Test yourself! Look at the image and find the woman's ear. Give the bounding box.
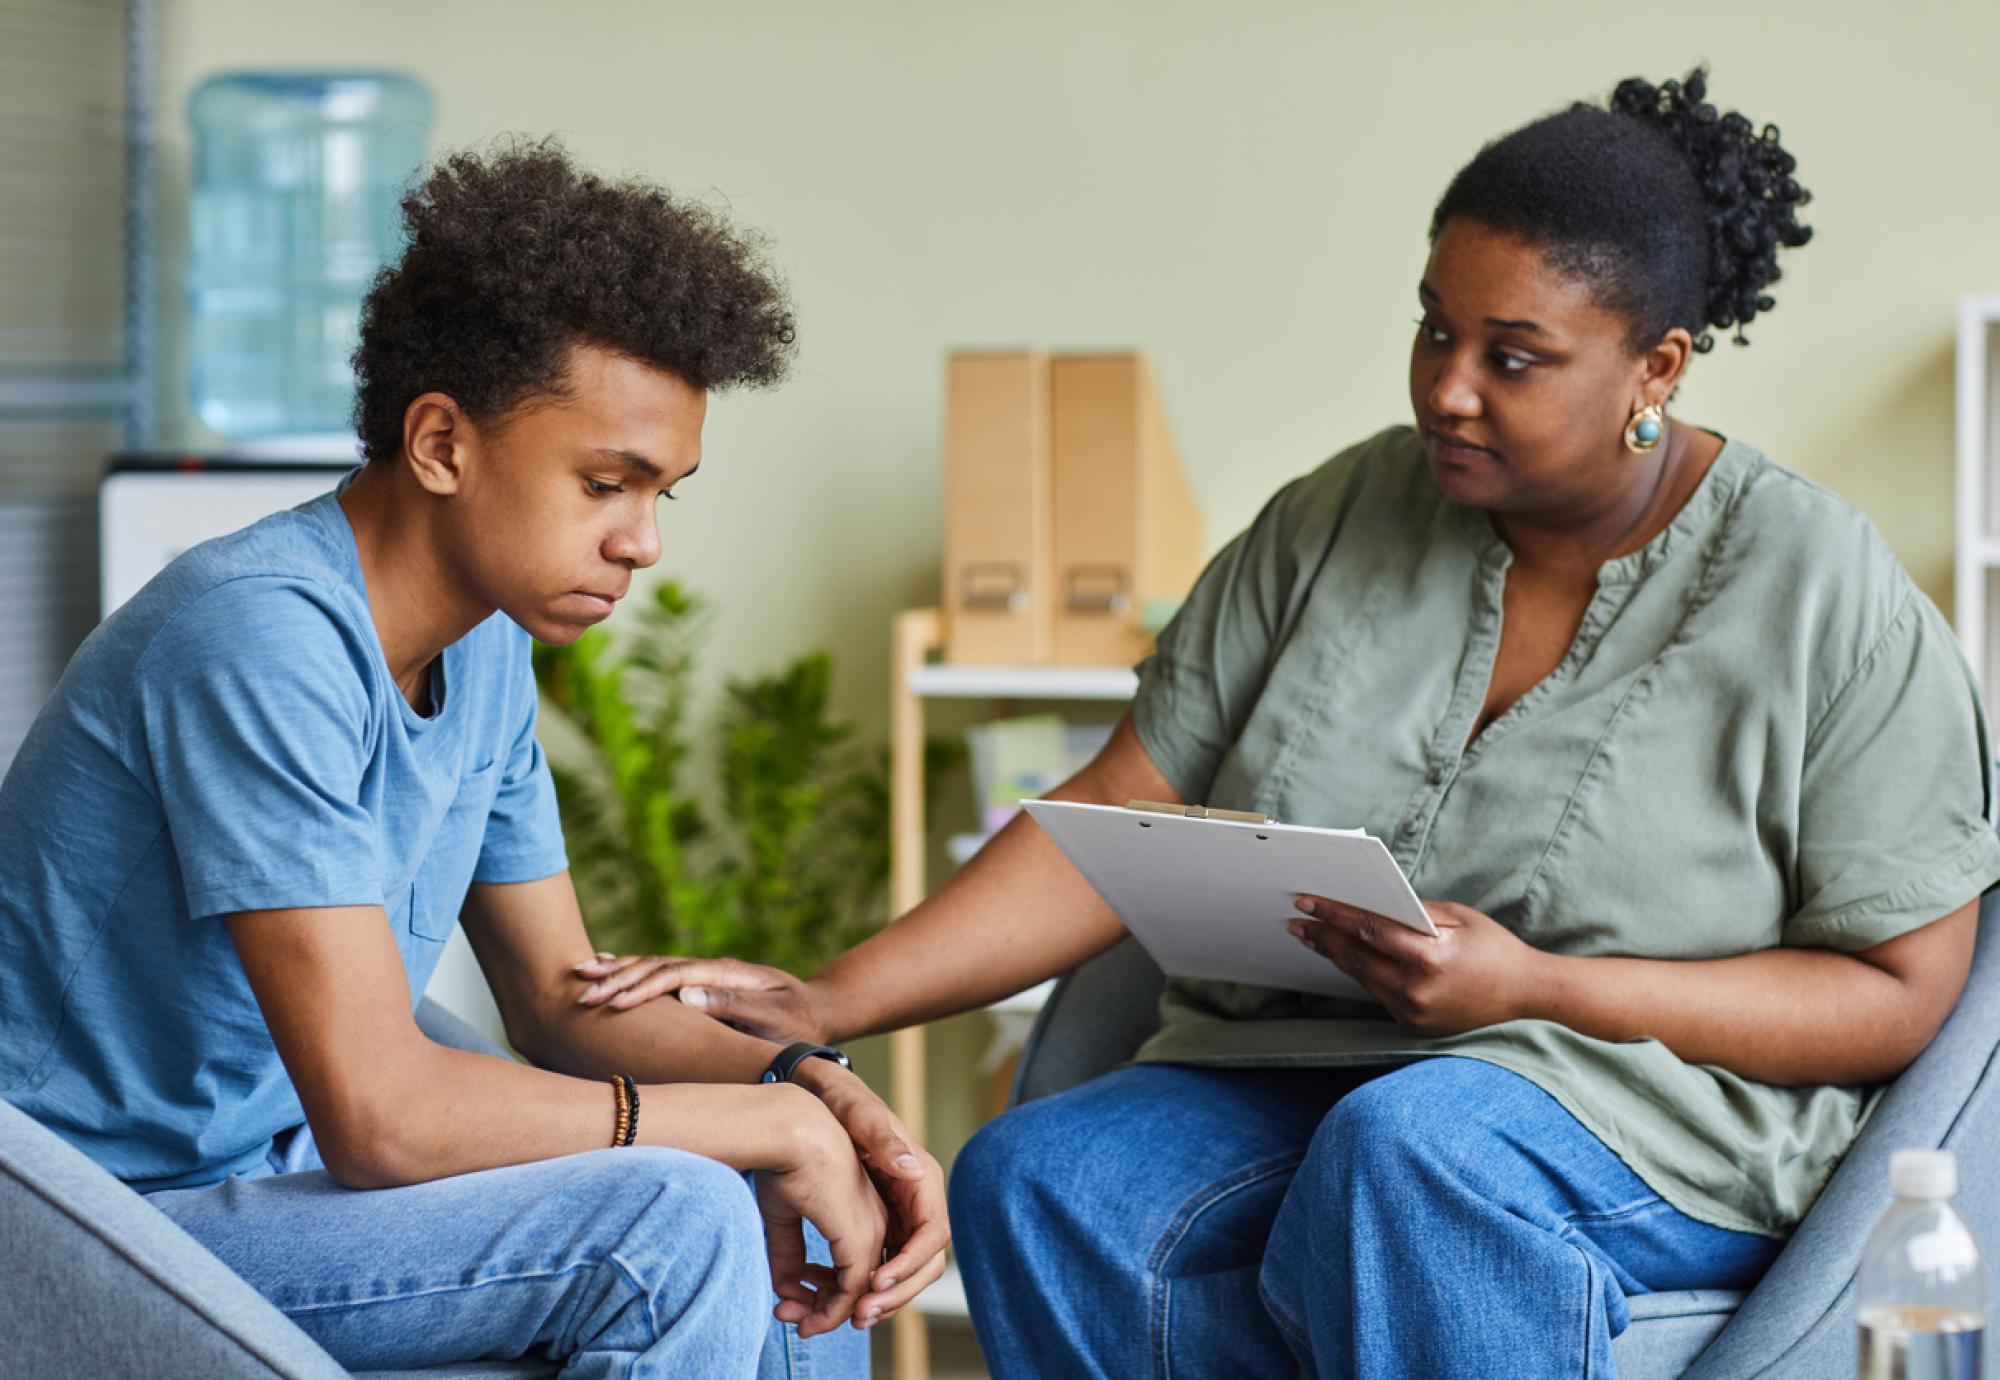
[1638,327,1697,409]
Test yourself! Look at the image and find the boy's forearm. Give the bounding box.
[333,1037,817,1188]
[516,982,788,1084]
[517,966,892,1124]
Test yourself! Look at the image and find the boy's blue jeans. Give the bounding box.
[950,1057,1781,1379]
[146,1124,869,1379]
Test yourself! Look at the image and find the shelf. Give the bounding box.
[908,663,1138,701]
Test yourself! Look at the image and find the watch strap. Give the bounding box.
[760,1041,852,1084]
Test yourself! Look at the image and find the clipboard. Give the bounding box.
[1021,798,1435,1002]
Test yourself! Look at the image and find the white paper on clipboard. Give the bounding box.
[1021,799,1436,1002]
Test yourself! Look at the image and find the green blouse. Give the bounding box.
[1129,425,2000,1238]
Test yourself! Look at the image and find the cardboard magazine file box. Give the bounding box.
[943,351,1054,664]
[1049,353,1204,665]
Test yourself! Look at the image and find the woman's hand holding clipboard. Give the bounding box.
[1285,892,1545,1035]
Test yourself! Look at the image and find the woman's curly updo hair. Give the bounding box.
[1429,68,1812,354]
[351,138,796,463]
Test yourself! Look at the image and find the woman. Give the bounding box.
[578,71,2000,1377]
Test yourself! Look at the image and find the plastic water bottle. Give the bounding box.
[186,71,431,444]
[1858,1149,1986,1379]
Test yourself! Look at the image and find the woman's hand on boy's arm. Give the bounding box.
[572,952,834,1043]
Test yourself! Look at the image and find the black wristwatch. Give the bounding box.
[760,1041,851,1084]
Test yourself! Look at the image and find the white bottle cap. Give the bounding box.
[1890,1149,1958,1200]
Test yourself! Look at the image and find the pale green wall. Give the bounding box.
[155,0,2000,731]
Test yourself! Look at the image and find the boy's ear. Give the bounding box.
[401,393,471,496]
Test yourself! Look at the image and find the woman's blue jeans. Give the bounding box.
[949,1057,1780,1379]
[147,1124,869,1379]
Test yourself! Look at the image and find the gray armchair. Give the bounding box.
[1009,895,2000,1378]
[0,998,557,1380]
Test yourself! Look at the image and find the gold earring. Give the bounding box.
[1624,403,1665,454]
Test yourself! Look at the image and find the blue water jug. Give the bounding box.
[186,71,431,442]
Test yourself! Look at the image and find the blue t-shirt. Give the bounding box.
[0,484,568,1191]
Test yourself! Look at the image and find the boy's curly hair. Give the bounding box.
[351,139,796,462]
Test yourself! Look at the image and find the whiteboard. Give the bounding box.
[1022,799,1434,1002]
[99,466,350,618]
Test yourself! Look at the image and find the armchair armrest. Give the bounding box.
[1687,897,2000,1377]
[1008,937,1166,1107]
[0,1097,345,1378]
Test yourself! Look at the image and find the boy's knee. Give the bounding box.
[555,1147,765,1294]
[617,1150,767,1328]
[508,1149,768,1366]
[623,1147,761,1245]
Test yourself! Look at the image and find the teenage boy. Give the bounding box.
[0,142,944,1378]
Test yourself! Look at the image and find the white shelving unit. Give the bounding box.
[884,609,1136,1379]
[908,662,1139,702]
[1954,295,2000,702]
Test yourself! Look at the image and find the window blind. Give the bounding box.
[0,0,132,767]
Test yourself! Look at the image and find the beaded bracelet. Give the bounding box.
[610,1076,630,1149]
[617,1074,640,1147]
